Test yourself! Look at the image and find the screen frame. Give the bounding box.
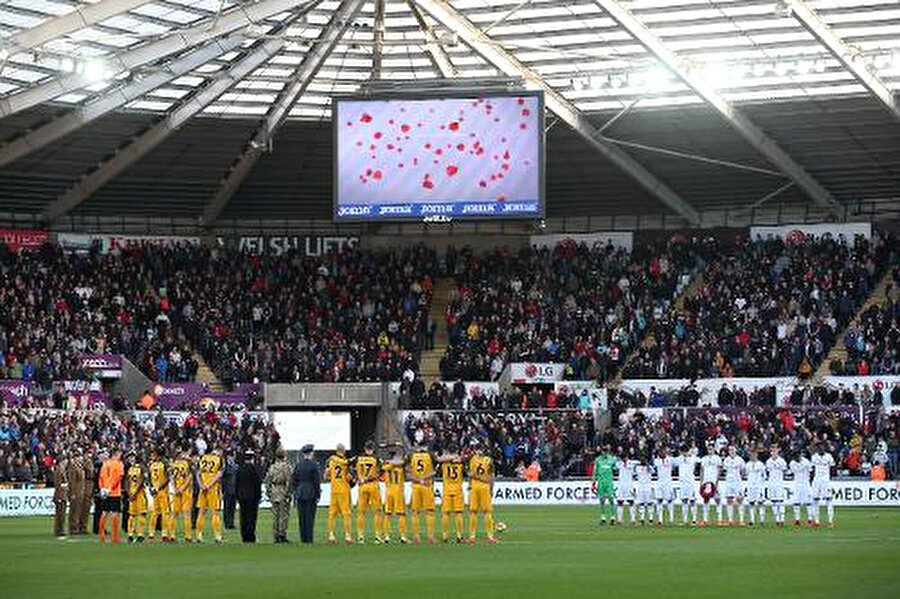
[332,89,545,222]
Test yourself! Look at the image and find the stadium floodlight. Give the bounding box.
[784,0,899,120]
[80,59,111,83]
[694,62,733,89]
[643,66,670,91]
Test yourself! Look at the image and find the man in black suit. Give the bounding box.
[291,444,321,544]
[236,449,262,543]
[223,451,238,529]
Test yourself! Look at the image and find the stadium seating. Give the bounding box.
[440,237,717,381]
[0,245,195,384]
[0,243,438,385]
[170,245,438,384]
[625,232,894,379]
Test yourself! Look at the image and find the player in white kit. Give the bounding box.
[634,458,655,525]
[743,448,767,525]
[811,445,836,527]
[790,451,814,526]
[676,446,698,526]
[616,451,638,525]
[722,446,746,526]
[653,447,676,525]
[765,444,788,526]
[699,448,722,526]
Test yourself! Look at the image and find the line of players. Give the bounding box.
[592,443,837,528]
[116,447,226,544]
[325,440,500,545]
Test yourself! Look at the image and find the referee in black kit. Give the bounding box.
[292,444,321,544]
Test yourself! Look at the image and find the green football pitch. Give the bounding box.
[1,507,898,599]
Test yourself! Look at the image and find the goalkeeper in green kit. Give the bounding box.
[592,445,617,525]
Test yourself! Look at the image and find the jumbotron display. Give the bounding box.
[334,92,544,221]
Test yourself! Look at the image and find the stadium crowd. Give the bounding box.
[403,410,595,479]
[440,236,717,381]
[0,241,438,386]
[400,380,598,410]
[625,232,895,379]
[0,244,195,384]
[171,245,437,385]
[0,407,279,484]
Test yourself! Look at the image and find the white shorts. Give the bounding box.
[792,485,811,505]
[616,484,634,502]
[635,486,653,505]
[767,483,785,502]
[678,484,696,502]
[812,480,831,501]
[746,486,764,503]
[656,483,675,502]
[723,481,744,498]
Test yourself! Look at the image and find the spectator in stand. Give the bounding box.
[626,232,894,379]
[440,237,716,382]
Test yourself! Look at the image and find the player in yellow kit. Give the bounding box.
[147,448,173,543]
[439,443,466,543]
[408,442,436,544]
[196,447,224,544]
[382,445,408,544]
[326,444,353,544]
[126,453,148,542]
[468,443,498,544]
[170,450,194,543]
[355,440,384,544]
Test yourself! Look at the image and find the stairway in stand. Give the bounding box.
[612,261,717,385]
[194,353,226,392]
[813,268,896,380]
[418,277,456,386]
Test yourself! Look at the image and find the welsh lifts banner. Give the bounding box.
[0,229,49,253]
[217,235,360,256]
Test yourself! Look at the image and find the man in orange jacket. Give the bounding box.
[98,449,125,544]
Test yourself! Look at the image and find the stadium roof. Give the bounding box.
[0,0,898,229]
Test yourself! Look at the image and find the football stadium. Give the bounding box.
[0,1,898,598]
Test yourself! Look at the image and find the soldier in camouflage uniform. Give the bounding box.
[264,449,292,543]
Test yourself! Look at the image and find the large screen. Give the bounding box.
[271,411,351,451]
[334,91,544,221]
